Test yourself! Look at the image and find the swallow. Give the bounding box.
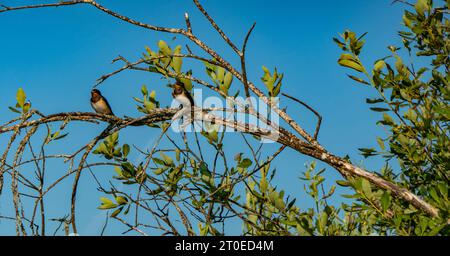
[90,89,114,115]
[171,81,197,126]
[171,81,194,108]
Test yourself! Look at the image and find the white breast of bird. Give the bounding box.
[92,99,109,114]
[175,94,193,108]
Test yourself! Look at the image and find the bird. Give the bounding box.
[171,81,197,128]
[171,81,194,109]
[90,89,114,115]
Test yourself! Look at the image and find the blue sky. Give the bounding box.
[0,0,406,235]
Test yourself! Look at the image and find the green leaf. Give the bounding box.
[8,106,21,114]
[437,182,447,199]
[347,74,370,85]
[338,54,364,72]
[327,186,336,197]
[133,97,143,104]
[382,113,395,125]
[415,0,429,16]
[260,178,268,193]
[361,179,372,198]
[53,132,68,141]
[395,56,406,75]
[381,192,391,211]
[223,72,233,89]
[358,148,378,158]
[113,148,122,158]
[98,197,117,210]
[427,223,447,236]
[199,162,214,187]
[234,153,242,162]
[333,37,346,49]
[100,197,113,204]
[376,137,385,150]
[366,98,384,104]
[404,208,418,214]
[319,212,328,230]
[158,40,171,56]
[23,102,31,113]
[160,152,174,166]
[16,88,26,107]
[149,90,156,100]
[199,162,210,175]
[153,157,165,166]
[260,66,283,96]
[172,45,182,73]
[403,14,413,28]
[434,105,450,120]
[110,207,123,218]
[175,149,181,162]
[115,196,128,205]
[238,158,252,168]
[216,66,225,83]
[122,144,130,158]
[397,134,409,145]
[141,85,148,96]
[429,188,440,203]
[93,143,107,155]
[153,168,167,175]
[336,180,350,187]
[274,198,286,211]
[374,60,386,72]
[342,194,360,199]
[287,198,297,210]
[111,132,119,144]
[370,107,390,112]
[144,100,155,112]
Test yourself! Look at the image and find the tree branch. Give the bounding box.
[282,93,322,140]
[192,0,241,55]
[0,0,440,223]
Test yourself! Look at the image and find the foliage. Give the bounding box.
[334,0,449,235]
[1,0,448,236]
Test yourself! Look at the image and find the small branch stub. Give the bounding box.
[185,12,192,33]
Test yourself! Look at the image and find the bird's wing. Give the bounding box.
[102,97,114,115]
[183,88,195,106]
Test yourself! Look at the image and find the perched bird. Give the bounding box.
[171,81,197,128]
[171,81,194,108]
[90,89,114,115]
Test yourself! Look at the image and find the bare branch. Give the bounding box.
[282,93,322,140]
[0,1,85,13]
[242,22,256,56]
[241,22,256,100]
[192,0,241,55]
[391,0,414,7]
[70,125,113,233]
[184,12,192,34]
[113,216,148,236]
[94,59,146,87]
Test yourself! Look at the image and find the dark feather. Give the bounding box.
[102,97,114,115]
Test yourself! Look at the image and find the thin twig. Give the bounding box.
[282,93,322,140]
[192,0,241,55]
